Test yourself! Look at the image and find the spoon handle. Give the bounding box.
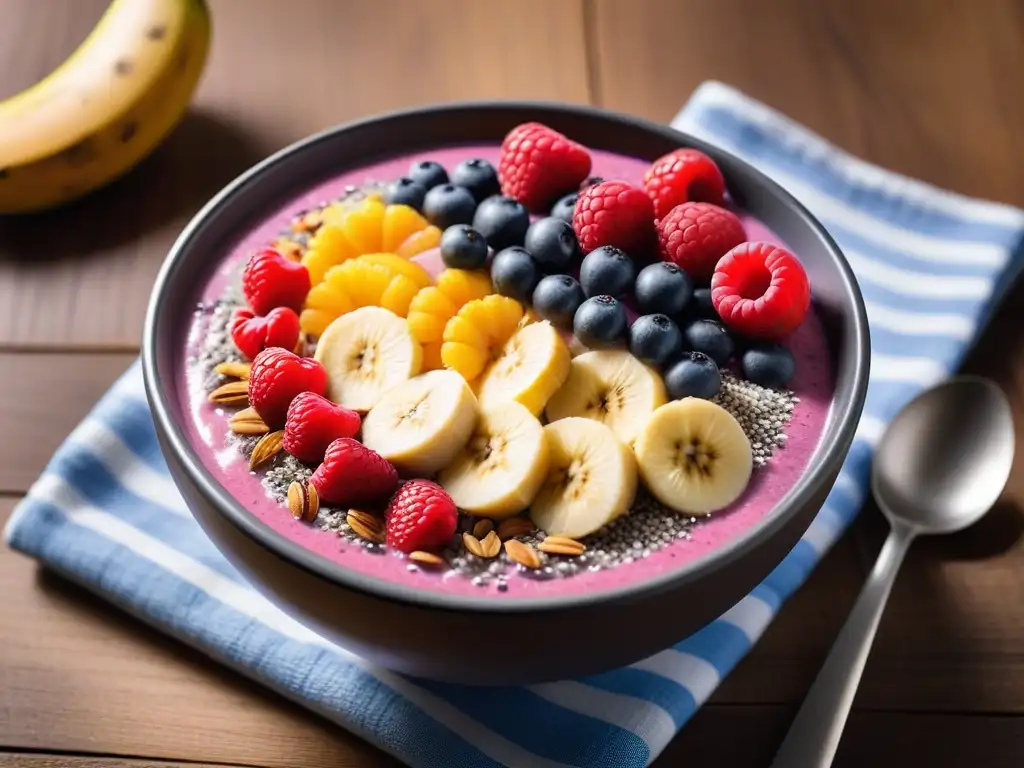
[770,522,915,768]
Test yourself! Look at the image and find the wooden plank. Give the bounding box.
[0,0,592,349]
[0,756,235,768]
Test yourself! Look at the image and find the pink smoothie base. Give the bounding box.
[177,145,835,600]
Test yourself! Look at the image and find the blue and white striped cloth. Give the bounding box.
[6,82,1024,768]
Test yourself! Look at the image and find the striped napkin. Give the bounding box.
[6,82,1024,768]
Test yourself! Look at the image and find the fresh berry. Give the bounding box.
[550,193,577,223]
[422,184,477,229]
[683,318,735,366]
[573,180,655,255]
[580,176,605,190]
[408,160,448,190]
[310,437,399,506]
[384,177,428,212]
[687,286,718,320]
[491,246,541,303]
[498,122,592,211]
[451,158,500,202]
[248,347,328,428]
[712,242,811,339]
[242,248,311,316]
[644,148,726,218]
[741,342,796,389]
[283,392,361,464]
[664,351,721,400]
[629,314,683,369]
[385,479,458,554]
[533,274,585,330]
[574,295,627,349]
[579,245,636,298]
[230,306,300,361]
[440,225,489,269]
[656,202,746,283]
[472,194,530,251]
[634,262,693,317]
[524,217,581,271]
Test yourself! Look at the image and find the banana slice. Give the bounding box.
[545,350,666,447]
[438,401,549,519]
[362,370,478,476]
[530,417,638,538]
[634,398,753,515]
[314,306,422,411]
[477,321,571,416]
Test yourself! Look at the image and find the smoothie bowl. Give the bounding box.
[143,102,868,684]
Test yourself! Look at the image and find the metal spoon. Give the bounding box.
[771,375,1015,768]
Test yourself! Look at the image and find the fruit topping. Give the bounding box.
[384,177,428,212]
[385,479,459,554]
[546,350,666,446]
[361,370,478,476]
[532,274,585,330]
[656,201,746,283]
[688,286,717,321]
[248,347,328,428]
[407,269,493,371]
[476,319,571,415]
[663,351,721,400]
[634,262,693,317]
[711,242,810,339]
[313,306,422,412]
[242,248,311,316]
[310,437,399,506]
[440,224,489,270]
[634,399,752,515]
[573,180,655,256]
[382,204,433,252]
[230,306,301,361]
[741,342,796,389]
[523,217,581,272]
[682,318,735,366]
[643,148,727,218]
[579,245,636,298]
[423,184,478,230]
[550,192,577,223]
[438,400,549,519]
[530,417,638,539]
[407,160,449,190]
[472,194,530,251]
[490,246,541,303]
[628,313,684,370]
[283,391,362,464]
[451,158,501,202]
[440,294,522,382]
[573,295,627,349]
[395,225,443,258]
[498,122,592,211]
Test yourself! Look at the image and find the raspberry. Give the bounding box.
[283,392,361,464]
[711,242,811,340]
[230,306,301,361]
[656,202,747,283]
[644,148,726,219]
[572,180,655,256]
[498,122,592,211]
[385,479,458,554]
[242,248,311,316]
[310,438,399,506]
[247,347,328,428]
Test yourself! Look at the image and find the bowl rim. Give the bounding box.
[142,99,870,615]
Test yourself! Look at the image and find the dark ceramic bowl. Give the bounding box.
[143,102,869,685]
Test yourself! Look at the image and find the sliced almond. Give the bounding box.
[472,519,493,539]
[208,380,249,406]
[249,430,284,470]
[214,361,252,380]
[480,530,501,558]
[347,509,385,543]
[538,536,585,557]
[505,539,542,569]
[229,407,269,436]
[287,480,319,522]
[273,238,304,261]
[462,532,485,558]
[496,516,535,541]
[409,550,447,568]
[292,209,322,232]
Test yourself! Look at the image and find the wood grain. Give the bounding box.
[0,757,236,768]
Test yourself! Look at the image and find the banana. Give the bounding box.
[477,320,571,416]
[314,306,422,412]
[545,350,667,447]
[438,401,549,519]
[361,370,478,477]
[0,0,211,213]
[634,398,753,516]
[530,417,638,539]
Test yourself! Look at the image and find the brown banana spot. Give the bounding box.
[114,59,133,76]
[120,122,138,142]
[146,25,166,40]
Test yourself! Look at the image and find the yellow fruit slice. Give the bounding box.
[326,260,394,308]
[407,311,448,344]
[442,341,489,381]
[436,268,493,306]
[397,225,442,258]
[303,225,358,284]
[300,308,336,338]
[443,315,489,349]
[477,321,571,415]
[379,274,421,317]
[341,198,386,254]
[409,287,459,319]
[441,296,525,383]
[382,204,431,252]
[358,252,432,288]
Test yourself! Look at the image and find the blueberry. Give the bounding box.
[472,195,530,251]
[687,287,718,320]
[579,246,636,298]
[491,247,541,303]
[440,225,488,270]
[422,184,477,229]
[407,160,448,190]
[664,352,722,400]
[741,343,796,389]
[635,262,693,317]
[683,318,734,366]
[524,217,581,272]
[574,295,628,349]
[580,176,605,190]
[384,177,428,212]
[450,158,500,202]
[629,314,684,369]
[550,193,577,223]
[533,274,585,330]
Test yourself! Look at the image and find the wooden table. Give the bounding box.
[2,1,1023,766]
